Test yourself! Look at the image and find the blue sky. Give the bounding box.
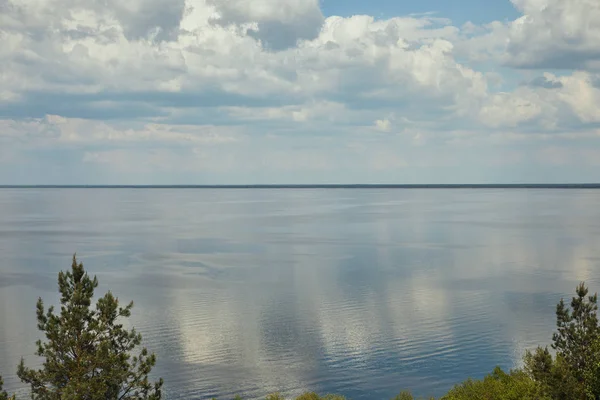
[321,0,520,24]
[0,0,599,184]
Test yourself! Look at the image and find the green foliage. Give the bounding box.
[392,391,435,400]
[441,366,549,400]
[294,394,319,400]
[265,394,285,400]
[553,283,599,370]
[17,255,163,400]
[0,375,15,400]
[524,348,582,399]
[294,394,345,400]
[392,391,415,400]
[524,282,600,399]
[0,375,8,400]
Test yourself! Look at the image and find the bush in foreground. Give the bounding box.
[440,367,548,400]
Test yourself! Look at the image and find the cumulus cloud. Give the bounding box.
[479,71,600,129]
[479,89,549,128]
[505,0,600,69]
[0,0,486,120]
[207,0,324,50]
[374,119,392,132]
[1,0,600,183]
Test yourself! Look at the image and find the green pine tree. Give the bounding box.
[524,282,600,399]
[553,283,600,375]
[17,255,163,400]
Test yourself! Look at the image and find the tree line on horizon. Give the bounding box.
[2,255,600,400]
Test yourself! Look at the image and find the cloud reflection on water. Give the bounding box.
[1,189,600,399]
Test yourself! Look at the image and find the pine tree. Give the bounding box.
[552,283,600,377]
[524,282,600,399]
[552,282,600,398]
[17,255,163,400]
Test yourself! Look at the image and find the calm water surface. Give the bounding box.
[1,189,600,399]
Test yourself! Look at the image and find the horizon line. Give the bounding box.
[2,184,600,189]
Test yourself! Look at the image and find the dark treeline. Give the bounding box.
[3,184,600,189]
[1,256,599,400]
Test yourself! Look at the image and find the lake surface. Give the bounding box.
[1,189,600,399]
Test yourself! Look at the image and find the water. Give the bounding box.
[1,188,600,399]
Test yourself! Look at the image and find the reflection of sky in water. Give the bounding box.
[1,189,600,399]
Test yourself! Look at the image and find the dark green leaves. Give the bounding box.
[441,367,549,400]
[17,255,162,400]
[524,282,600,400]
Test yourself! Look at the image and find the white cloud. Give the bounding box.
[225,101,348,123]
[505,0,600,69]
[454,21,510,63]
[479,89,547,128]
[0,0,487,115]
[0,116,241,145]
[478,71,600,129]
[1,0,600,183]
[553,72,600,122]
[374,118,392,132]
[207,0,324,50]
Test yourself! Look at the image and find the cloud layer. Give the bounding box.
[0,0,599,183]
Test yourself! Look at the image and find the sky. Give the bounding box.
[1,0,600,184]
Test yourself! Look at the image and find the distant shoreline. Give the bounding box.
[2,184,600,189]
